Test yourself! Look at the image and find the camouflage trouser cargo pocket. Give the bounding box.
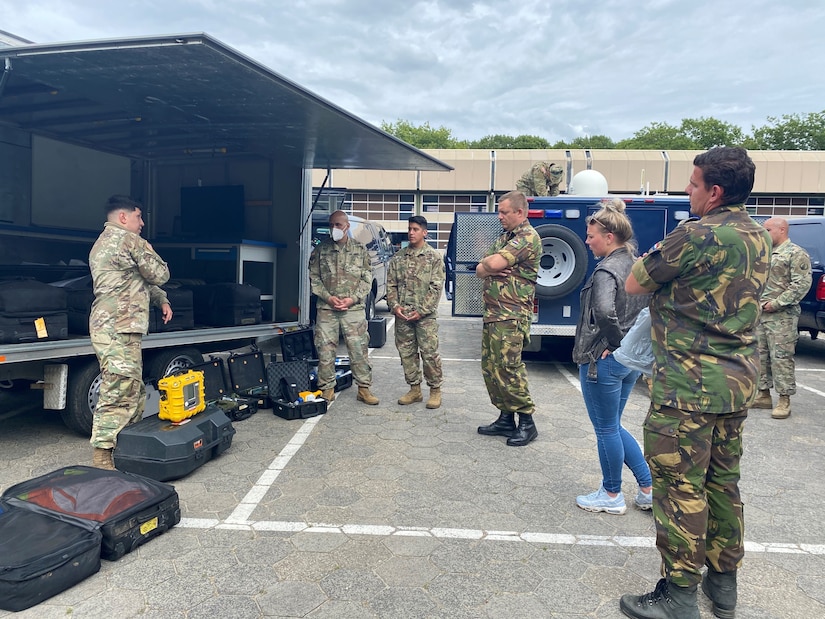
[643,407,682,471]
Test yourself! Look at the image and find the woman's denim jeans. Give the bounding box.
[579,354,652,494]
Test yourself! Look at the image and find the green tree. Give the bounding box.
[380,119,465,149]
[749,111,825,150]
[679,117,745,149]
[616,122,698,150]
[468,134,550,149]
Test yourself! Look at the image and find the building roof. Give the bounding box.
[0,33,451,171]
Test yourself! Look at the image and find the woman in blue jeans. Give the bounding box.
[572,198,652,515]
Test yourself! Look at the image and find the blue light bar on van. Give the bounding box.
[528,209,570,219]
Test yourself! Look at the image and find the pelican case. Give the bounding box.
[191,282,261,327]
[192,357,258,421]
[368,316,386,348]
[0,500,102,612]
[0,280,69,344]
[228,351,271,410]
[266,360,327,420]
[149,287,195,333]
[113,403,236,481]
[280,327,318,363]
[2,466,180,562]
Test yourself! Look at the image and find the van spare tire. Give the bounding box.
[533,224,588,299]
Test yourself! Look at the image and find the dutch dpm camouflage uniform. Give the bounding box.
[757,238,812,396]
[630,204,771,587]
[89,222,170,449]
[515,162,564,197]
[309,236,372,390]
[386,242,444,388]
[481,220,541,415]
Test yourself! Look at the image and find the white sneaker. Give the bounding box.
[576,486,627,515]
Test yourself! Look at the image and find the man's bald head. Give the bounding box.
[763,217,789,248]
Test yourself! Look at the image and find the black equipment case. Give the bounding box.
[368,316,387,348]
[280,327,318,363]
[113,403,236,481]
[191,282,262,327]
[2,466,180,562]
[0,280,69,344]
[191,357,258,421]
[149,287,195,333]
[228,350,271,409]
[66,286,95,335]
[266,359,328,420]
[0,499,102,612]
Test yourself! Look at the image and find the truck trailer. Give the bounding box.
[0,33,449,434]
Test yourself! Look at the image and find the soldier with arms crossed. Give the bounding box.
[475,191,542,446]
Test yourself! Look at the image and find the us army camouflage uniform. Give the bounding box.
[481,220,541,415]
[386,243,444,388]
[757,238,812,396]
[309,236,372,390]
[630,203,771,587]
[515,162,564,197]
[89,221,170,449]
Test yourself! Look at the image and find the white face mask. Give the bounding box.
[331,228,345,242]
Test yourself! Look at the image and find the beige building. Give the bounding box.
[312,149,825,249]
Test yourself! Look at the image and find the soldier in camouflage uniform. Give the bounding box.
[89,195,172,470]
[752,217,812,419]
[309,210,379,405]
[621,148,771,619]
[516,161,564,196]
[475,191,542,446]
[387,216,445,409]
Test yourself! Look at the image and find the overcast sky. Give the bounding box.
[2,0,824,144]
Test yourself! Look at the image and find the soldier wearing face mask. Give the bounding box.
[308,210,379,405]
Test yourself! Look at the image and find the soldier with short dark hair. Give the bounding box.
[475,191,541,446]
[387,215,444,409]
[621,147,771,619]
[89,195,172,470]
[751,216,812,419]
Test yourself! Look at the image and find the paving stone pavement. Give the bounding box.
[2,296,825,618]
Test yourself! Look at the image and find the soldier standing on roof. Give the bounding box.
[516,161,564,196]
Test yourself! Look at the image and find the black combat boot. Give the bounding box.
[506,413,537,446]
[702,568,737,619]
[477,412,516,437]
[619,578,699,619]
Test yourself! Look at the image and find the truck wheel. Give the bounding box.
[61,359,103,436]
[365,290,376,322]
[533,224,588,300]
[144,347,203,383]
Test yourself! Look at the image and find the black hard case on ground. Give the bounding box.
[191,282,262,327]
[0,280,69,344]
[2,466,180,562]
[266,360,328,420]
[280,327,318,363]
[149,287,195,333]
[228,351,271,409]
[191,358,258,421]
[368,316,387,348]
[113,404,236,481]
[0,500,102,612]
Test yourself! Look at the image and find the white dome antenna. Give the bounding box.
[568,170,608,196]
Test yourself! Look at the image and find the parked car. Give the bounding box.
[786,217,825,339]
[310,213,395,321]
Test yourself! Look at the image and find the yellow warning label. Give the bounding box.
[35,317,48,339]
[140,517,159,535]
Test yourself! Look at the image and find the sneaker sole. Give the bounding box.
[635,501,653,511]
[576,503,627,515]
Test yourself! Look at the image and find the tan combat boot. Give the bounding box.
[772,395,791,419]
[398,384,423,405]
[426,387,442,410]
[93,447,115,470]
[321,388,336,402]
[751,389,773,409]
[357,386,379,405]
